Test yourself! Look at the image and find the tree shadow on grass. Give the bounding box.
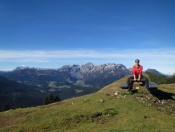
[149,89,175,100]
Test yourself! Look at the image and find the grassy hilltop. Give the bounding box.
[0,76,175,131]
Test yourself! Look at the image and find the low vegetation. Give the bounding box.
[146,72,175,84]
[43,93,61,105]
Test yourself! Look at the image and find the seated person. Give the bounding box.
[127,59,149,94]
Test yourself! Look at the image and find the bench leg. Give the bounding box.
[141,76,149,89]
[127,76,134,91]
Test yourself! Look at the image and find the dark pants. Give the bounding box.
[127,75,149,91]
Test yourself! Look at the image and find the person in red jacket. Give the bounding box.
[127,59,149,94]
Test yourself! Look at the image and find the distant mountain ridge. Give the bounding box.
[58,62,129,79]
[145,68,163,76]
[0,63,166,87]
[0,63,165,89]
[1,62,130,84]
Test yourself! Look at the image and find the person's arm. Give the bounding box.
[137,74,141,81]
[134,74,136,81]
[132,66,136,81]
[137,66,143,81]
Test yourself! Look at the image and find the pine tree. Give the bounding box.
[3,103,10,111]
[43,93,61,105]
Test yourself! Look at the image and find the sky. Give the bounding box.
[0,0,175,74]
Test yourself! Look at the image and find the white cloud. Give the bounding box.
[0,49,175,60]
[0,49,174,74]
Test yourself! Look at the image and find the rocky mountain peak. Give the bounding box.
[145,68,162,76]
[14,66,31,71]
[59,65,72,72]
[81,62,95,69]
[116,64,127,70]
[84,62,94,67]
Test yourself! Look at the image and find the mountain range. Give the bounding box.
[0,62,130,96]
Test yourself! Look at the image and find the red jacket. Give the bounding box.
[132,65,143,78]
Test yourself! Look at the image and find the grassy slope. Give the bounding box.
[0,76,175,132]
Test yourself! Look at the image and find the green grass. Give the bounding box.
[75,80,92,87]
[48,81,71,89]
[0,76,175,131]
[159,83,175,93]
[57,85,71,89]
[74,89,84,93]
[48,81,58,88]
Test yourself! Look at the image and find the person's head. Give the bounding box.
[135,59,140,66]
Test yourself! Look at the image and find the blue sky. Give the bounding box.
[0,0,175,74]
